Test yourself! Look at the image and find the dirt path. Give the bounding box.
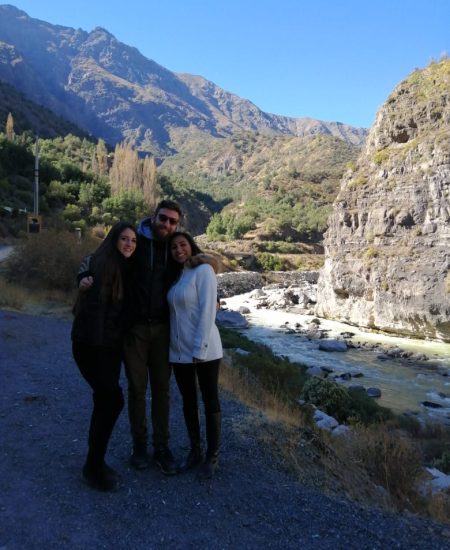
[1,309,449,549]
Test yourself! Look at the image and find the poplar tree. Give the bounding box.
[5,112,14,141]
[142,155,158,208]
[95,138,108,175]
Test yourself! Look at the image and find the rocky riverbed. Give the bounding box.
[217,271,450,422]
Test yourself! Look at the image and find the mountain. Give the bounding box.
[0,5,368,156]
[0,80,90,139]
[316,59,450,341]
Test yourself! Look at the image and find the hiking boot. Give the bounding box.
[130,443,151,470]
[82,463,118,492]
[179,447,203,472]
[198,453,219,480]
[154,447,178,476]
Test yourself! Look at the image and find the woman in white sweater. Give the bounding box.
[167,231,222,478]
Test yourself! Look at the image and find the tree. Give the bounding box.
[109,142,159,209]
[142,155,158,208]
[95,139,108,176]
[5,112,14,141]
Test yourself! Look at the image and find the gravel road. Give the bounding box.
[1,309,449,549]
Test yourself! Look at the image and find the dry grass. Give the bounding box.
[219,354,304,426]
[0,275,75,313]
[220,349,450,523]
[0,276,29,310]
[219,353,391,507]
[333,424,423,506]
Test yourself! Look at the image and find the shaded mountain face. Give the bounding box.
[316,59,450,341]
[0,5,367,155]
[0,80,89,138]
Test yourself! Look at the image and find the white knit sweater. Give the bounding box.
[167,263,223,363]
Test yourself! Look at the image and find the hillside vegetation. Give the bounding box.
[1,112,358,268]
[163,131,360,243]
[0,129,221,239]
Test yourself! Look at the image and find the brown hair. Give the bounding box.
[91,221,136,303]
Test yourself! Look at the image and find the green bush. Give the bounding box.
[301,378,352,422]
[347,387,393,424]
[301,378,393,424]
[256,252,286,271]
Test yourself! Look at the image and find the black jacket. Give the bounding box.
[71,253,132,348]
[129,218,178,324]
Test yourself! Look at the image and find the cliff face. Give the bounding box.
[316,59,450,342]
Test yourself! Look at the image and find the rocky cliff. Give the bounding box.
[316,59,450,342]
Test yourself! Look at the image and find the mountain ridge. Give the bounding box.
[0,5,368,155]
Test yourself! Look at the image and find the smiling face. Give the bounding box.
[170,235,192,264]
[152,208,180,241]
[116,228,137,258]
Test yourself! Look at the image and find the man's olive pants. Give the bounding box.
[123,322,172,450]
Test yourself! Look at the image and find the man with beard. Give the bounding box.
[125,199,182,474]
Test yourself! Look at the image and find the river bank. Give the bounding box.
[217,272,450,424]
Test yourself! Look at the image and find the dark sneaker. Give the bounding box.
[154,447,178,476]
[130,446,151,470]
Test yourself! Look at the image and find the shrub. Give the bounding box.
[347,387,393,424]
[301,377,351,422]
[256,252,286,271]
[5,229,97,291]
[373,149,390,165]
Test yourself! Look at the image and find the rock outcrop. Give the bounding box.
[316,59,450,342]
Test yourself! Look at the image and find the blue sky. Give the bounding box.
[5,0,450,128]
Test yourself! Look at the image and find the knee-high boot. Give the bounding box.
[180,407,203,471]
[83,388,124,491]
[199,412,221,479]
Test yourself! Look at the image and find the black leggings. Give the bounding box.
[72,342,124,465]
[173,359,221,415]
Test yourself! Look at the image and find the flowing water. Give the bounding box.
[224,293,450,424]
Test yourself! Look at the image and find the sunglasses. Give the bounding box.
[157,213,179,226]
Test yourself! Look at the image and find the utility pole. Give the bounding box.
[28,136,41,233]
[33,136,39,216]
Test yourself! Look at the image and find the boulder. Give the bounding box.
[216,310,249,329]
[313,409,339,431]
[367,387,382,398]
[318,340,348,352]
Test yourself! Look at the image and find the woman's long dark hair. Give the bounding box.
[169,231,203,279]
[90,221,137,303]
[169,231,203,256]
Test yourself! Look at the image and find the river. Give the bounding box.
[223,292,450,424]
